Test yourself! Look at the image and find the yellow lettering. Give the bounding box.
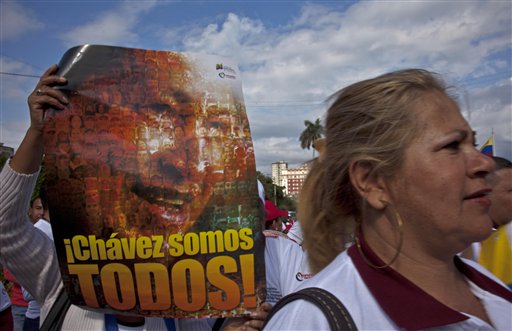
[120,237,137,259]
[239,228,254,250]
[88,235,107,260]
[134,263,171,310]
[199,231,224,254]
[168,234,184,257]
[206,256,239,310]
[136,237,152,259]
[63,239,75,263]
[172,259,206,311]
[224,229,239,252]
[68,264,99,307]
[71,235,90,261]
[183,233,200,256]
[101,263,136,310]
[152,235,165,258]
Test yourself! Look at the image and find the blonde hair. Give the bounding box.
[299,69,452,273]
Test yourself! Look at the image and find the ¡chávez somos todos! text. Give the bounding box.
[62,228,258,312]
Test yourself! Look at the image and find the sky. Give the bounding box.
[1,0,511,175]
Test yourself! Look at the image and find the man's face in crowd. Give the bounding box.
[29,197,44,223]
[489,167,512,226]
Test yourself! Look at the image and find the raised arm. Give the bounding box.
[10,64,68,173]
[0,65,68,309]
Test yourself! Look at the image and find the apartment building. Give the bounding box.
[271,161,309,197]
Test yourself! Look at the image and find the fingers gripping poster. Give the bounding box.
[42,45,266,318]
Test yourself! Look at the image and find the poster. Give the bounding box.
[42,45,266,318]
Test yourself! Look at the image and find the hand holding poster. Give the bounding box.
[42,45,266,318]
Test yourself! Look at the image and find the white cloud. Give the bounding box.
[0,2,44,41]
[171,1,511,168]
[1,1,510,168]
[0,119,27,152]
[0,57,39,100]
[179,12,270,68]
[467,79,512,155]
[59,0,159,47]
[0,57,37,151]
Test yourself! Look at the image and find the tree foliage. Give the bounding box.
[299,118,324,157]
[256,171,296,212]
[0,155,7,170]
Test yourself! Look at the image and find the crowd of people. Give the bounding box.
[0,64,510,331]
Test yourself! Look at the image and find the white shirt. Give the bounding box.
[34,219,53,241]
[263,230,312,305]
[264,244,512,331]
[60,304,216,330]
[286,221,303,245]
[0,282,10,312]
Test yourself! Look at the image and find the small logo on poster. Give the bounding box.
[216,63,236,78]
[216,63,235,72]
[218,72,236,80]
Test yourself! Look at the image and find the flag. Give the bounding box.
[480,135,494,156]
[478,224,512,287]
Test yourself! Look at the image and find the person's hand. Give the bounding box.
[221,302,273,331]
[27,64,68,133]
[242,302,272,331]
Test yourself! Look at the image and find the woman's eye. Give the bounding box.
[444,141,460,150]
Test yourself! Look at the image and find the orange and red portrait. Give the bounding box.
[43,45,265,317]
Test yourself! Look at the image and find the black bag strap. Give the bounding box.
[263,287,357,331]
[212,317,225,331]
[40,287,72,331]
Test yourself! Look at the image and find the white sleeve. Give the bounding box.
[264,237,282,305]
[0,282,10,311]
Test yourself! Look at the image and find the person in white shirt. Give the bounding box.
[265,69,511,330]
[263,227,311,306]
[255,181,312,306]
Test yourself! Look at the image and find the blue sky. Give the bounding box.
[1,0,511,175]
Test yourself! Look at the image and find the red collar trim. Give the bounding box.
[348,233,512,331]
[453,257,512,302]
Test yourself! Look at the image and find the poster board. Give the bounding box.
[42,45,266,317]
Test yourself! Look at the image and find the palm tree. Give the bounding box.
[299,118,323,157]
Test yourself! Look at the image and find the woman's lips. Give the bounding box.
[464,188,492,208]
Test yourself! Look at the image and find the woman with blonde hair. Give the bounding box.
[264,69,511,330]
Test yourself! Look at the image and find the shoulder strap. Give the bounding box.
[263,287,357,331]
[212,318,225,331]
[40,287,72,331]
[163,318,176,331]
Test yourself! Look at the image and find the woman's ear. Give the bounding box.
[349,160,388,210]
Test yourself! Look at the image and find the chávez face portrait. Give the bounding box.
[44,46,257,238]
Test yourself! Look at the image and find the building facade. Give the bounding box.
[271,161,309,197]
